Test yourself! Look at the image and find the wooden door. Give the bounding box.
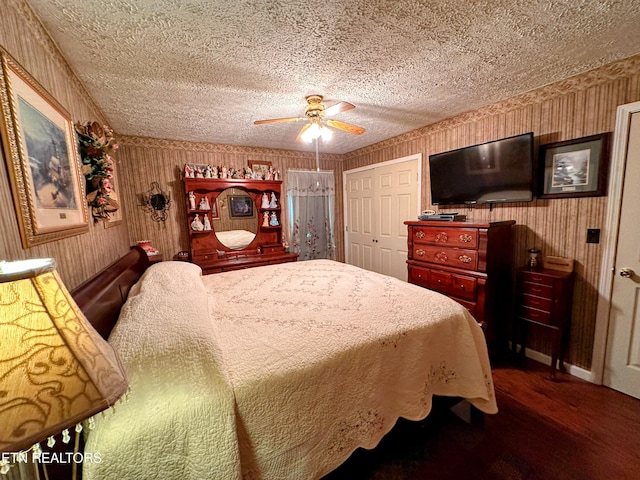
[603,111,640,399]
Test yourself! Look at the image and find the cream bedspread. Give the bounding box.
[83,262,241,480]
[203,259,497,479]
[83,260,496,480]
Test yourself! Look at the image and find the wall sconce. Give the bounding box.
[140,182,171,223]
[0,258,128,478]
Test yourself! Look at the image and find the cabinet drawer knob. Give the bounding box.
[458,255,472,264]
[416,231,425,239]
[416,249,426,256]
[435,232,449,243]
[459,234,473,243]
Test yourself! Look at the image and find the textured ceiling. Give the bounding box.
[26,0,640,154]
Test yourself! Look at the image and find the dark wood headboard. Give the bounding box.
[71,246,150,339]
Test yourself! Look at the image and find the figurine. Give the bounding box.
[188,191,196,210]
[184,164,194,178]
[245,168,253,179]
[221,166,228,179]
[191,214,204,231]
[194,166,204,178]
[262,211,270,227]
[274,169,280,181]
[212,166,219,178]
[198,196,210,210]
[203,215,212,231]
[204,165,213,178]
[261,192,270,209]
[269,212,279,226]
[269,192,278,209]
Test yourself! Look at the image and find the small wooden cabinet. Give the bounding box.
[405,220,515,354]
[515,267,574,378]
[184,178,297,274]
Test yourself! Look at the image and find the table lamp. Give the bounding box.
[0,258,129,477]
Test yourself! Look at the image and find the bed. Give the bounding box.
[71,247,497,480]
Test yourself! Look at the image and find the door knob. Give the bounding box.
[620,268,634,278]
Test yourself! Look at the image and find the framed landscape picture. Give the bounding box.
[0,48,88,247]
[538,133,610,199]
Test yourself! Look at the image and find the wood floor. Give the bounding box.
[325,359,640,480]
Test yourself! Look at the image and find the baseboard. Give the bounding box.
[509,343,595,383]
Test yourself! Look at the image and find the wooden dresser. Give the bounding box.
[515,267,574,378]
[184,178,297,274]
[405,220,515,353]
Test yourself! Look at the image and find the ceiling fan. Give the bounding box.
[254,95,365,142]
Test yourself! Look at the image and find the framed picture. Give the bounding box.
[248,160,272,179]
[229,195,254,218]
[0,48,88,247]
[538,133,610,199]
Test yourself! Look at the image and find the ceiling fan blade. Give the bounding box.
[295,123,312,142]
[254,117,305,125]
[324,101,355,117]
[326,119,365,135]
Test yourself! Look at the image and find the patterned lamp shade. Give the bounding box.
[0,258,128,453]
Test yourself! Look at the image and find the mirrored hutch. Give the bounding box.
[183,178,298,274]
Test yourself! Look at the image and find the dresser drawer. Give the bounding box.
[412,245,478,270]
[454,297,477,318]
[521,293,552,312]
[519,305,552,325]
[412,226,479,248]
[408,265,430,289]
[429,269,477,301]
[521,281,553,299]
[520,271,555,287]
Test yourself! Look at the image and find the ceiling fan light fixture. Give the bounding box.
[301,121,332,143]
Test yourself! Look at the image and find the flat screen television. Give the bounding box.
[429,132,534,206]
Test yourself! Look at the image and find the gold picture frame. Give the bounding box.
[248,160,272,179]
[0,48,88,247]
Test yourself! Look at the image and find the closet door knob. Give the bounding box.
[620,268,634,278]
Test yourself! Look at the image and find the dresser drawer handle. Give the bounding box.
[458,255,472,264]
[416,249,426,256]
[435,232,449,243]
[435,251,448,262]
[459,234,473,243]
[416,231,425,239]
[459,284,466,290]
[531,287,544,293]
[531,276,543,282]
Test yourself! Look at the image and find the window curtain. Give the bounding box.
[286,170,336,260]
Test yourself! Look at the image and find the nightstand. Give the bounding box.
[515,267,574,378]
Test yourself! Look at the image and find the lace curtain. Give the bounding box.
[286,170,336,260]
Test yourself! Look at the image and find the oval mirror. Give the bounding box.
[212,187,257,250]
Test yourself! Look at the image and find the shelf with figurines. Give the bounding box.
[189,213,214,235]
[184,163,281,181]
